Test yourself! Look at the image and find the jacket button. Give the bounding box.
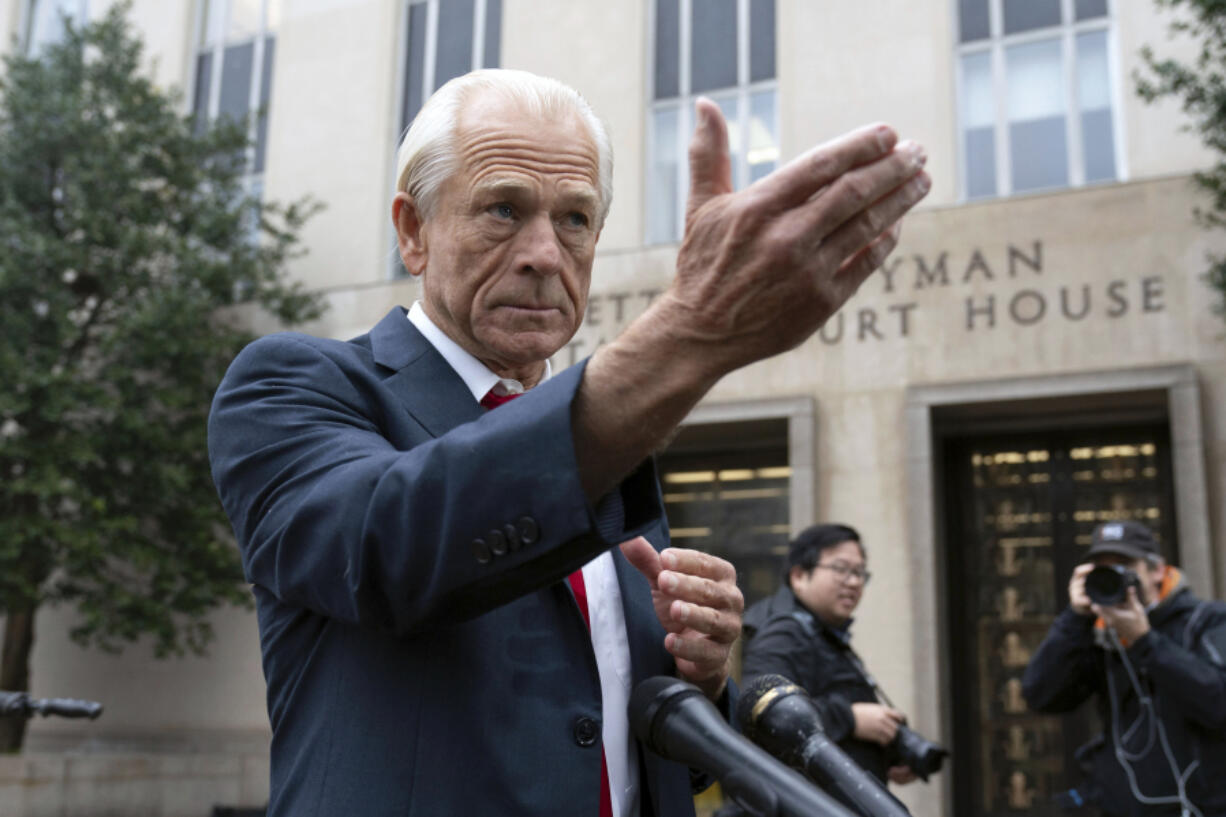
[472,539,491,564]
[487,529,507,556]
[517,516,540,546]
[573,716,600,747]
[503,524,521,552]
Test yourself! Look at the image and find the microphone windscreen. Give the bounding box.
[736,673,802,734]
[629,675,698,749]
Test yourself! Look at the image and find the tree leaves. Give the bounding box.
[0,3,324,658]
[1138,0,1226,326]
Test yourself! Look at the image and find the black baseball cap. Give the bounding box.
[1086,520,1160,561]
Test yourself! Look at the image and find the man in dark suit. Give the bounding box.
[208,69,929,816]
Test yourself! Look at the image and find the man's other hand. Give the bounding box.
[1068,563,1095,616]
[851,702,905,746]
[887,766,918,785]
[620,537,743,702]
[1092,586,1151,644]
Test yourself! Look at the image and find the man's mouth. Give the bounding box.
[499,303,560,313]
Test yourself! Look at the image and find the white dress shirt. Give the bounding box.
[407,302,640,816]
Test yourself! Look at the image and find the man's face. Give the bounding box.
[1091,552,1163,606]
[790,540,868,628]
[395,91,602,383]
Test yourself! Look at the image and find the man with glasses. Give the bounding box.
[741,523,919,788]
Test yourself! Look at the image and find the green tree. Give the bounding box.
[1138,0,1226,327]
[0,5,323,750]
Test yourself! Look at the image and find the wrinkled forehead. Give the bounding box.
[454,91,601,189]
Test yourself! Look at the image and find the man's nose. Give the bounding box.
[516,214,565,276]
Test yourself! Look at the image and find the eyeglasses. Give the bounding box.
[815,562,871,584]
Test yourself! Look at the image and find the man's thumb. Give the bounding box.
[687,97,732,216]
[619,536,661,582]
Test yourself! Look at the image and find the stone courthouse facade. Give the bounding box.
[2,1,1222,816]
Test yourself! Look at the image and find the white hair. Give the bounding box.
[394,69,614,226]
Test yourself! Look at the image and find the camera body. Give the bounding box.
[888,724,948,781]
[1085,564,1141,607]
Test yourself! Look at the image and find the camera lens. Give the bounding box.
[1085,565,1136,606]
[892,725,949,781]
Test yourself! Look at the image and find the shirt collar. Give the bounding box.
[407,301,551,402]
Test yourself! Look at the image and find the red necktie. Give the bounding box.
[482,388,614,817]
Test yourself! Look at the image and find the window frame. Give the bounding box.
[954,0,1127,201]
[189,0,279,189]
[647,0,778,245]
[388,0,501,280]
[19,0,89,54]
[393,0,501,141]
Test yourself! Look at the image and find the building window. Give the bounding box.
[398,0,502,138]
[658,418,791,611]
[191,0,280,181]
[648,0,777,245]
[957,0,1118,200]
[22,0,88,54]
[391,0,501,279]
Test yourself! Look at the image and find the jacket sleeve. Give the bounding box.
[1127,611,1226,730]
[207,333,663,636]
[1021,608,1100,713]
[741,617,856,743]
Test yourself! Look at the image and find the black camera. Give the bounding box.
[1085,564,1140,606]
[889,724,949,781]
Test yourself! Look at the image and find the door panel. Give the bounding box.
[945,424,1176,816]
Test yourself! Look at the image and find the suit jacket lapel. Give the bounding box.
[370,308,602,623]
[368,306,483,436]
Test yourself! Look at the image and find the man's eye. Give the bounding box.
[490,203,514,219]
[565,212,589,228]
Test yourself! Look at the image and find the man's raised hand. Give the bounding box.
[655,97,930,376]
[572,102,930,503]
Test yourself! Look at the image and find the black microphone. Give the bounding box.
[737,674,911,817]
[629,676,856,817]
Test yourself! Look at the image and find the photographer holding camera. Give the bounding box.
[739,524,945,801]
[1022,520,1226,817]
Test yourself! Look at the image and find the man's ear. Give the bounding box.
[392,192,428,276]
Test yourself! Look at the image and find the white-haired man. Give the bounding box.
[208,69,930,817]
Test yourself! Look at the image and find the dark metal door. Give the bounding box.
[944,424,1177,816]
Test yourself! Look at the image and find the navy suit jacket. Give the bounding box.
[208,306,708,817]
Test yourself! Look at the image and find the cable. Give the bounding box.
[1103,627,1203,817]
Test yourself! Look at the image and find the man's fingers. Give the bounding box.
[818,164,931,269]
[753,122,898,212]
[669,600,741,643]
[661,547,738,585]
[665,632,732,669]
[619,536,662,584]
[659,569,743,613]
[825,221,903,305]
[685,98,733,220]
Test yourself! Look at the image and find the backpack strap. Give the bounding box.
[1183,600,1226,667]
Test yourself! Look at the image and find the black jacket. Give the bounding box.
[741,585,891,782]
[1022,582,1226,817]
